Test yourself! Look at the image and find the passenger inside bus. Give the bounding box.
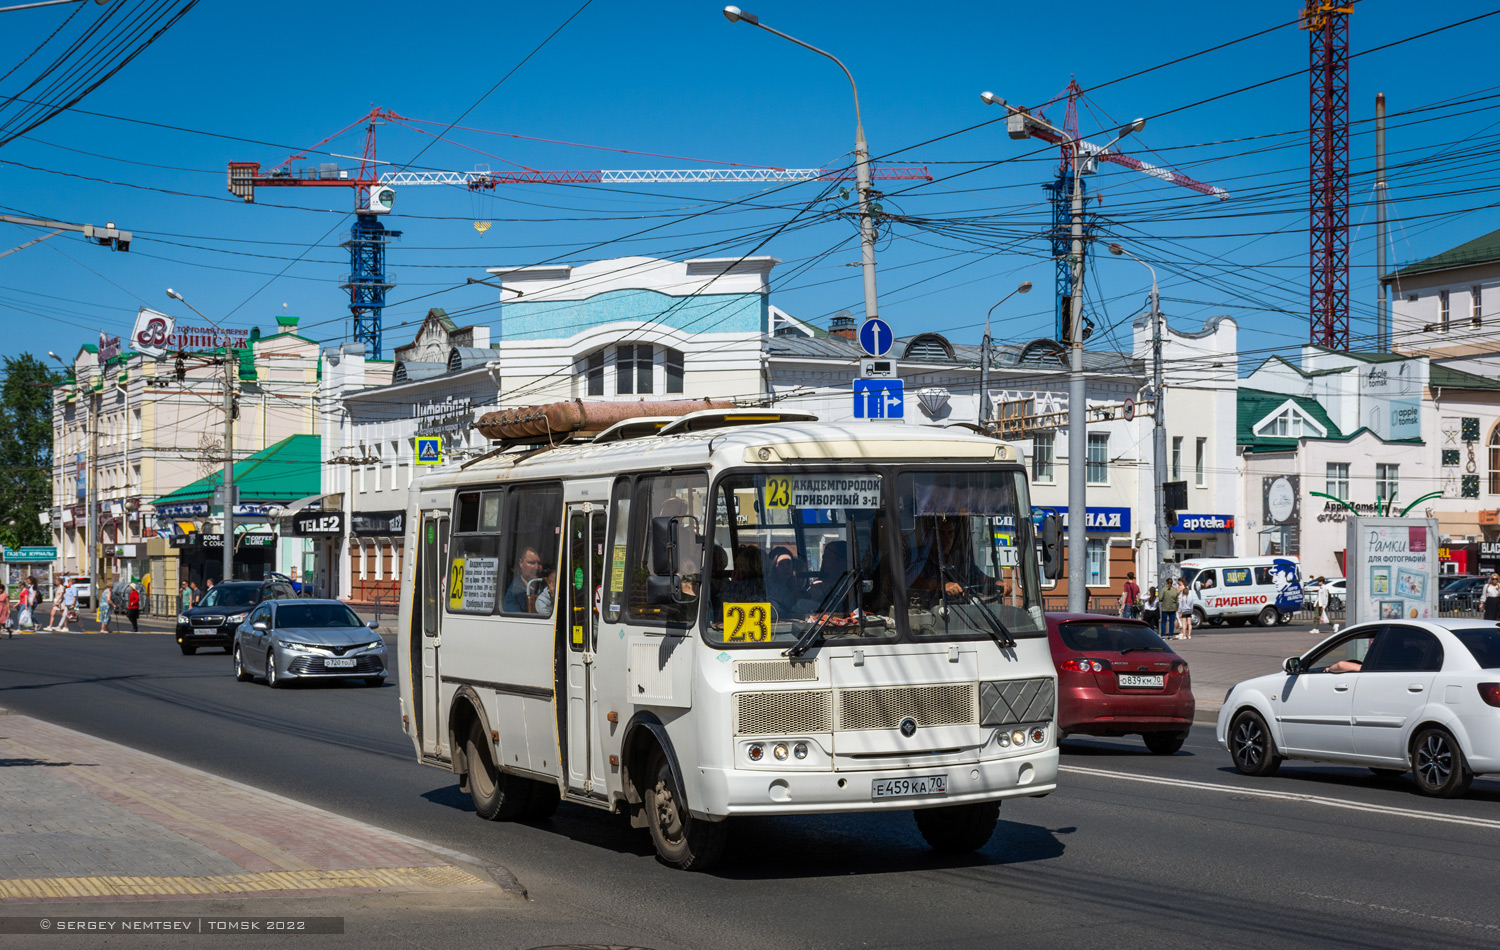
[765,546,802,620]
[505,546,547,613]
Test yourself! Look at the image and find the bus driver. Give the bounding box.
[505,546,547,613]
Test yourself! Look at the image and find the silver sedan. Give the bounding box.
[232,599,387,688]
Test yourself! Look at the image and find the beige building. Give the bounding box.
[50,317,322,606]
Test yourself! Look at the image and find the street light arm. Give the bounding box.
[730,13,865,140]
[165,289,214,326]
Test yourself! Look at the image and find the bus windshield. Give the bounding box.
[706,468,1044,648]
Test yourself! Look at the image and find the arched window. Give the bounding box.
[1490,424,1500,494]
[902,333,955,362]
[579,344,685,397]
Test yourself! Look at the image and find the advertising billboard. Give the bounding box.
[1345,517,1439,625]
[1358,357,1425,441]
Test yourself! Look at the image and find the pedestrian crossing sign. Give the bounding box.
[416,436,442,465]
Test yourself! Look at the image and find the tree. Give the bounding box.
[0,354,58,549]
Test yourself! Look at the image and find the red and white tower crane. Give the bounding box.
[1302,2,1353,350]
[227,107,931,358]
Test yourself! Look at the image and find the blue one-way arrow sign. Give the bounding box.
[858,318,893,358]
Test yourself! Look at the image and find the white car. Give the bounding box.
[1217,619,1500,797]
[1302,576,1346,608]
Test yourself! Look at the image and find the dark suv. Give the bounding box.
[176,580,296,655]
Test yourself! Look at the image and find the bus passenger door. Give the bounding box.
[563,504,608,795]
[419,514,448,759]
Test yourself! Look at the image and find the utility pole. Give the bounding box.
[1150,286,1170,586]
[221,350,235,583]
[88,379,99,604]
[1375,91,1388,352]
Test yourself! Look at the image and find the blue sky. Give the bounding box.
[2,0,1497,375]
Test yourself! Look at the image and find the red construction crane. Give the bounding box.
[227,107,932,358]
[1302,2,1353,350]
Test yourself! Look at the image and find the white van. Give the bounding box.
[1176,556,1304,627]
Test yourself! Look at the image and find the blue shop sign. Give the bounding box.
[997,507,1132,533]
[1175,513,1235,533]
[1,545,57,561]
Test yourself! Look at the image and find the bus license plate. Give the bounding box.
[325,658,356,668]
[871,775,947,800]
[1117,674,1163,688]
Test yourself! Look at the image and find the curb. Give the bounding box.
[0,706,527,901]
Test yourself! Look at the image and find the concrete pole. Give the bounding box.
[1375,92,1388,352]
[1067,163,1088,613]
[1151,282,1171,589]
[88,382,99,607]
[222,352,235,584]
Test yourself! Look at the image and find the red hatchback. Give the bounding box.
[1047,613,1195,754]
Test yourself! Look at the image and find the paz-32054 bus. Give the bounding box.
[397,408,1059,869]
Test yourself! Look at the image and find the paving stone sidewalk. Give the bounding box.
[1170,623,1333,723]
[0,710,519,904]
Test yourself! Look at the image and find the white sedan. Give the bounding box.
[1217,619,1500,797]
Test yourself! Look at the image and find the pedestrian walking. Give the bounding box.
[1176,579,1196,640]
[17,576,41,633]
[1158,578,1179,640]
[1119,572,1140,620]
[59,578,79,632]
[126,582,141,632]
[179,579,193,615]
[45,580,66,631]
[190,581,201,607]
[103,576,128,634]
[1484,573,1500,621]
[1142,586,1160,630]
[0,583,10,635]
[97,575,114,633]
[1311,577,1332,634]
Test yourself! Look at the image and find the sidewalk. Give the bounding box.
[0,708,521,905]
[1170,624,1329,723]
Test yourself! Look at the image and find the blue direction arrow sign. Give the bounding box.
[858,318,893,358]
[415,436,442,465]
[853,379,904,419]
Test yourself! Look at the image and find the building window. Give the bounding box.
[586,350,604,397]
[1473,285,1484,324]
[1171,436,1182,480]
[1490,425,1500,495]
[1085,538,1108,588]
[1195,437,1207,487]
[1032,432,1054,482]
[1086,433,1109,485]
[1326,462,1350,500]
[1376,463,1400,504]
[665,347,684,394]
[1256,408,1319,438]
[617,344,653,395]
[1440,290,1451,331]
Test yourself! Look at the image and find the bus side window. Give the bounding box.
[629,472,707,626]
[448,492,500,616]
[500,484,563,616]
[604,478,631,624]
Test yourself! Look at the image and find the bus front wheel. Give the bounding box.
[914,801,1000,853]
[465,723,528,821]
[644,747,727,871]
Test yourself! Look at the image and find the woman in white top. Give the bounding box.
[1484,573,1500,622]
[1176,579,1196,640]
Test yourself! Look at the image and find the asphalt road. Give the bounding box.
[3,633,1500,949]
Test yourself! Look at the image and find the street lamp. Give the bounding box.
[165,288,235,585]
[982,90,1144,613]
[723,6,881,326]
[1109,242,1170,588]
[979,281,1032,427]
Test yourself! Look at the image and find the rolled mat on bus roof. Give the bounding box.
[475,398,734,441]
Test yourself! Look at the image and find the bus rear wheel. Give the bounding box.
[465,723,529,821]
[914,801,1000,853]
[644,748,727,871]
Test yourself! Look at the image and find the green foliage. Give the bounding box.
[0,354,58,549]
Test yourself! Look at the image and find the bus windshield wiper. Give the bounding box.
[942,566,1016,649]
[786,569,856,659]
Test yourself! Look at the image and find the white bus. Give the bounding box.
[397,410,1059,869]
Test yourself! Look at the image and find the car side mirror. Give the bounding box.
[651,516,679,576]
[1283,655,1303,675]
[252,621,268,632]
[367,620,379,630]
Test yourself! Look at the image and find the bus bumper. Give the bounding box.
[694,747,1059,818]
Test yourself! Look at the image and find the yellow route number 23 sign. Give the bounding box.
[722,602,772,642]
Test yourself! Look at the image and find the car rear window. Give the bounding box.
[1452,627,1500,669]
[276,603,363,629]
[1059,621,1168,653]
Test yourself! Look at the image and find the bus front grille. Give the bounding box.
[836,683,977,732]
[734,659,819,684]
[735,690,833,736]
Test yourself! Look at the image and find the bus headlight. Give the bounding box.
[773,743,789,761]
[793,742,808,760]
[1030,727,1047,745]
[748,744,764,762]
[1011,729,1027,747]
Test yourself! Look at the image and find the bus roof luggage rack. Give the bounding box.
[474,398,733,446]
[654,408,818,437]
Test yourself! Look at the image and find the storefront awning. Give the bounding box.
[150,435,320,509]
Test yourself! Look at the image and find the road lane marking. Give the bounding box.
[1058,764,1500,830]
[1299,892,1500,932]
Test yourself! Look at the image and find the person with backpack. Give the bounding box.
[1119,572,1140,620]
[126,581,141,632]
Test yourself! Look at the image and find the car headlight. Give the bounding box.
[278,640,315,652]
[226,612,248,623]
[177,614,189,625]
[361,640,385,651]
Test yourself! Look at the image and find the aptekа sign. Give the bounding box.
[1175,513,1234,533]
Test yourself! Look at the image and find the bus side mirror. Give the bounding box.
[650,516,679,576]
[1040,513,1063,580]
